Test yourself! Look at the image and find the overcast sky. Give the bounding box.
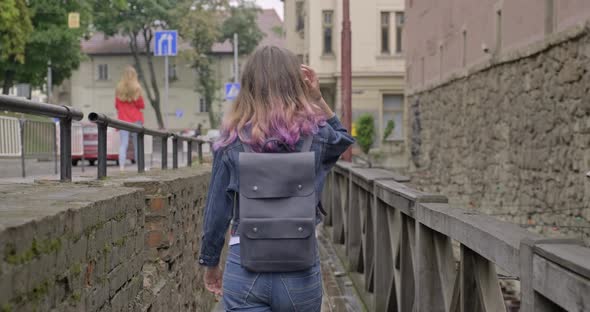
[255,0,284,20]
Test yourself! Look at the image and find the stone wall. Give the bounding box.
[0,168,216,312]
[121,170,212,312]
[407,24,590,244]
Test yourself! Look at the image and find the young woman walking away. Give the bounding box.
[115,66,145,171]
[199,45,354,312]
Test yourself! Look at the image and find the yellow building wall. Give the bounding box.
[68,54,240,131]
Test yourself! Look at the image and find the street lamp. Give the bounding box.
[341,0,352,162]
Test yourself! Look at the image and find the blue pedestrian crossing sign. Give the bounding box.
[225,83,240,100]
[154,30,178,56]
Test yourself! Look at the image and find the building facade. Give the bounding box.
[405,0,590,242]
[60,9,284,131]
[283,0,406,167]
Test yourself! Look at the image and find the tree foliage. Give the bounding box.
[0,0,90,95]
[356,114,375,155]
[176,1,224,128]
[0,0,33,64]
[222,1,265,55]
[92,0,180,128]
[178,0,263,128]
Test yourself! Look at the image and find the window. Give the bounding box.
[97,64,108,81]
[545,0,555,35]
[495,9,502,53]
[383,94,404,141]
[323,10,333,55]
[169,63,177,81]
[439,44,443,79]
[199,98,208,113]
[381,12,390,54]
[295,1,305,33]
[462,30,467,67]
[395,12,404,53]
[297,54,304,64]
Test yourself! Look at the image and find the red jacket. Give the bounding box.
[115,96,145,124]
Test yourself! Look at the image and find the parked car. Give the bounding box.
[72,123,134,166]
[203,129,220,142]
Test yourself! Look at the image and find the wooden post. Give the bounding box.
[416,223,455,312]
[347,181,362,270]
[400,215,416,312]
[374,198,397,311]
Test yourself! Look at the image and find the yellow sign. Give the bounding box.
[68,12,80,29]
[351,123,357,137]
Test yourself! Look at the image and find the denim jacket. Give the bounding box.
[198,115,354,267]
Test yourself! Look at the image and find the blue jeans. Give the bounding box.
[223,245,323,312]
[119,121,141,166]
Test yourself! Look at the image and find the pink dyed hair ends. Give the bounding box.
[214,46,327,152]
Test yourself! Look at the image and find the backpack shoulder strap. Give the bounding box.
[241,136,313,153]
[242,142,253,153]
[301,135,313,152]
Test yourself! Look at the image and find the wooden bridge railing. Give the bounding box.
[321,162,590,312]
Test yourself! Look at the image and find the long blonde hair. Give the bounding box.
[116,66,142,102]
[215,46,326,152]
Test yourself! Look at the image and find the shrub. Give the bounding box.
[383,119,395,141]
[356,114,375,155]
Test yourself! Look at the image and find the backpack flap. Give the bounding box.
[239,152,315,199]
[241,218,315,240]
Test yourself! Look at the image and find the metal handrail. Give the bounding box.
[0,95,83,181]
[88,112,208,179]
[172,134,204,169]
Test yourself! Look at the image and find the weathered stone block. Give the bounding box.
[108,262,129,297]
[68,235,88,269]
[85,285,109,312]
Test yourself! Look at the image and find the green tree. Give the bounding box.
[356,114,375,167]
[92,0,180,128]
[221,1,265,55]
[178,0,263,128]
[0,0,32,64]
[176,0,224,128]
[1,0,88,95]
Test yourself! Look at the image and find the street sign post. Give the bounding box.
[225,83,240,101]
[154,30,178,129]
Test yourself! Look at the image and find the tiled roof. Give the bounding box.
[82,9,284,55]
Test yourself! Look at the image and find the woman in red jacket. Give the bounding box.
[115,66,145,171]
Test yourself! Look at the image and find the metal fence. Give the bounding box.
[0,116,21,157]
[0,95,83,181]
[24,120,56,157]
[322,162,590,312]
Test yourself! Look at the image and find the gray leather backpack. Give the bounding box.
[235,136,317,272]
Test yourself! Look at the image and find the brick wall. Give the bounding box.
[0,168,215,312]
[122,169,213,312]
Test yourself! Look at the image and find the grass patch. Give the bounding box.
[4,238,62,265]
